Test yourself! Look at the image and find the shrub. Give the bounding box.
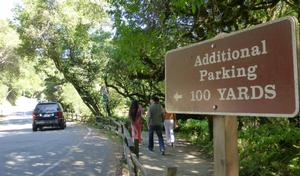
[239,121,300,176]
[177,119,213,156]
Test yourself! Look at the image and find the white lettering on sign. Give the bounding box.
[191,89,211,101]
[199,65,258,81]
[217,84,276,101]
[189,39,277,102]
[174,92,183,101]
[194,40,267,67]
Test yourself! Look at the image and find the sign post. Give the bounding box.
[165,16,299,176]
[213,116,239,176]
[211,33,240,176]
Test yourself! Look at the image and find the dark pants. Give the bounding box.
[133,139,139,158]
[148,125,165,151]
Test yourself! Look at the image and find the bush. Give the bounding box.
[176,118,300,176]
[177,119,213,156]
[239,121,300,176]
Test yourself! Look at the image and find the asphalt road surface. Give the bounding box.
[0,97,121,176]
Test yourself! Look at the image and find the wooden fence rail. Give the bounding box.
[64,113,174,176]
[110,120,147,176]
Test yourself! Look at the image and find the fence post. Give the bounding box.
[117,121,148,176]
[124,144,135,176]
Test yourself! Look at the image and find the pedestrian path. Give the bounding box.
[138,132,213,176]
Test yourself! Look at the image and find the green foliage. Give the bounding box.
[177,119,213,156]
[3,2,299,175]
[11,0,299,114]
[106,0,300,106]
[0,19,21,103]
[14,58,44,98]
[43,76,64,101]
[0,85,9,103]
[6,88,18,105]
[106,3,300,174]
[106,0,184,103]
[61,83,91,116]
[14,0,113,117]
[239,119,300,176]
[177,117,300,175]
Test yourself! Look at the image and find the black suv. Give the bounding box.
[32,102,66,131]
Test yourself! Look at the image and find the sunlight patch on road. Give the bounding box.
[70,146,84,153]
[0,124,31,131]
[24,171,34,175]
[15,155,26,162]
[32,163,51,167]
[191,170,200,174]
[46,152,56,156]
[95,168,102,173]
[0,123,32,137]
[143,164,164,171]
[96,161,103,164]
[0,114,32,137]
[185,154,197,159]
[28,155,43,159]
[5,152,49,173]
[6,161,16,165]
[37,127,92,176]
[72,160,85,166]
[0,133,9,137]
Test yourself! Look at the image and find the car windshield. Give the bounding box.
[35,104,59,113]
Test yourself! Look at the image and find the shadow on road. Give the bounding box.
[0,123,122,176]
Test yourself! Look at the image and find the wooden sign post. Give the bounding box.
[212,33,239,176]
[213,116,239,176]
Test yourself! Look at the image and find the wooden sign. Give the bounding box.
[165,16,299,117]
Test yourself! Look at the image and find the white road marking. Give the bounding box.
[37,127,92,176]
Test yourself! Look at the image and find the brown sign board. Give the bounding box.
[165,16,299,117]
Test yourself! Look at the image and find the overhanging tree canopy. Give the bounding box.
[14,0,112,116]
[106,0,299,105]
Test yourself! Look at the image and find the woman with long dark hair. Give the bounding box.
[129,101,139,123]
[129,100,144,157]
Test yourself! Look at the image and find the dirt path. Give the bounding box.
[138,132,213,176]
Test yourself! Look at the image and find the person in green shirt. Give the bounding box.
[146,96,165,155]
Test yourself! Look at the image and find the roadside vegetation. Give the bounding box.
[0,0,299,175]
[176,117,300,175]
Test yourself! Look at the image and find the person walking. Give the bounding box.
[164,112,176,147]
[129,100,143,158]
[146,96,165,155]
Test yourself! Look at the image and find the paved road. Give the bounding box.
[0,98,121,176]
